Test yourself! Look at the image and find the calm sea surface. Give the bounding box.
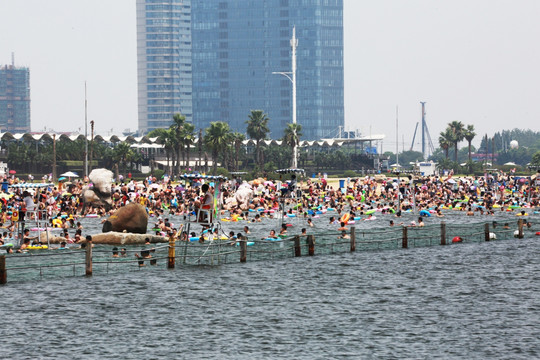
[1,234,538,359]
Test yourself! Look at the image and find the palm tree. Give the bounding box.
[246,110,270,170]
[153,128,176,175]
[205,121,232,174]
[171,113,186,176]
[181,122,195,171]
[113,142,134,180]
[464,124,476,162]
[231,132,246,171]
[282,123,303,168]
[438,129,452,160]
[448,121,465,162]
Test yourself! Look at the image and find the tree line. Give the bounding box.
[147,110,302,176]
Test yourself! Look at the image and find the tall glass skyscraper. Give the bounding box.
[191,0,343,140]
[0,64,31,133]
[137,0,344,140]
[136,0,193,134]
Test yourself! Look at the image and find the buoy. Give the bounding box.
[287,214,296,218]
[489,232,497,240]
[452,236,463,243]
[236,241,255,246]
[286,223,293,227]
[419,210,431,217]
[12,210,19,222]
[347,220,355,225]
[27,245,49,250]
[535,231,540,236]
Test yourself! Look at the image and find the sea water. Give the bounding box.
[1,223,538,359]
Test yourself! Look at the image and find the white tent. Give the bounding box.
[60,171,79,178]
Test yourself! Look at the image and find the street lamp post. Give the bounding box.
[273,26,298,169]
[84,82,88,178]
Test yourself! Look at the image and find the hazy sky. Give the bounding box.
[1,0,539,152]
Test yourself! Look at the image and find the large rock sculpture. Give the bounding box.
[81,168,114,212]
[102,203,149,234]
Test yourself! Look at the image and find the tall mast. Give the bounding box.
[291,26,298,169]
[420,101,426,160]
[84,82,88,177]
[396,106,399,166]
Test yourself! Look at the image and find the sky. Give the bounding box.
[1,0,539,152]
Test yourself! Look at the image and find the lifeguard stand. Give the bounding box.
[275,168,305,228]
[179,174,227,235]
[9,183,55,248]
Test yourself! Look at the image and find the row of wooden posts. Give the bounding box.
[0,220,525,284]
[163,219,525,269]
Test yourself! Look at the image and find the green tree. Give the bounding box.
[398,150,424,166]
[231,132,246,171]
[171,113,186,176]
[205,121,232,174]
[463,124,476,162]
[152,128,176,175]
[181,122,195,171]
[246,110,270,170]
[113,142,134,180]
[531,151,540,166]
[282,123,303,168]
[448,121,465,162]
[438,129,453,160]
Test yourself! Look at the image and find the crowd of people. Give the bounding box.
[1,170,538,252]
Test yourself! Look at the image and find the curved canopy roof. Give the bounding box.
[0,132,384,149]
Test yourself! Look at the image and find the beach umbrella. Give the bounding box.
[9,170,16,174]
[58,177,67,181]
[60,171,79,178]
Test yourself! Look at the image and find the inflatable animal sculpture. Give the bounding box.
[235,181,254,211]
[80,168,114,213]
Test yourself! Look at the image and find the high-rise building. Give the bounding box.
[137,0,344,140]
[0,63,31,133]
[192,0,344,140]
[136,0,193,135]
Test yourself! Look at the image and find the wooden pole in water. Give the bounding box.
[294,235,301,257]
[484,223,490,242]
[307,235,315,256]
[240,235,247,263]
[168,234,175,269]
[402,226,408,248]
[350,227,356,252]
[518,219,524,239]
[85,239,93,276]
[440,222,446,245]
[0,255,6,285]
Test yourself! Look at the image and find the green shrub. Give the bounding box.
[343,170,357,178]
[215,167,230,178]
